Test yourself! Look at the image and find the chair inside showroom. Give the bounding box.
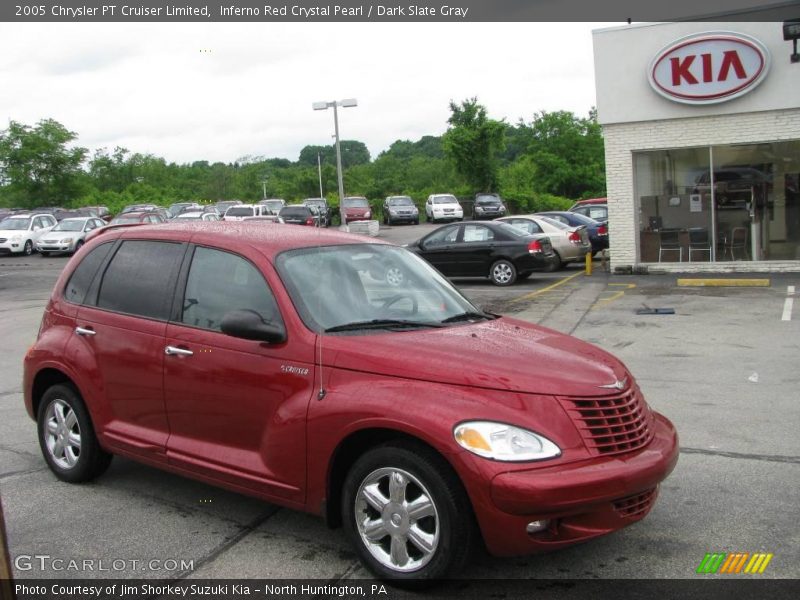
[724,227,749,260]
[688,227,712,261]
[658,228,682,262]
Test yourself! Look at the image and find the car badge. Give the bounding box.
[599,377,628,391]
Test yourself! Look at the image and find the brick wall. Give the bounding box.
[603,107,800,272]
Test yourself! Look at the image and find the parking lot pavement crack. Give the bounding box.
[681,447,800,464]
[0,389,21,397]
[0,443,39,458]
[171,506,281,581]
[0,466,48,481]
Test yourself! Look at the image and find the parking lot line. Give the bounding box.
[510,271,583,303]
[677,278,771,287]
[782,285,795,321]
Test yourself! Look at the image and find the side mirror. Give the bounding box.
[220,309,286,344]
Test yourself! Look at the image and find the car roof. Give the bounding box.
[58,216,93,222]
[109,221,386,258]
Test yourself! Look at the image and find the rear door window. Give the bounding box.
[97,241,185,320]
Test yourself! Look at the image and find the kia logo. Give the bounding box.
[648,32,770,105]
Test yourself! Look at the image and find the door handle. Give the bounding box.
[75,327,96,336]
[165,345,193,356]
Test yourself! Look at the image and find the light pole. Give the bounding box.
[312,98,357,223]
[317,152,324,199]
[260,177,268,200]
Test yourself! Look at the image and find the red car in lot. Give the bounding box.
[23,222,678,583]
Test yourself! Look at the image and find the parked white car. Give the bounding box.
[425,194,463,223]
[0,213,57,256]
[223,204,270,221]
[36,217,107,256]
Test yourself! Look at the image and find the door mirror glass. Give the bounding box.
[220,309,286,344]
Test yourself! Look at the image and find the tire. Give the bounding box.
[23,240,33,256]
[342,442,475,584]
[74,240,84,252]
[37,384,112,483]
[489,259,517,286]
[543,251,562,272]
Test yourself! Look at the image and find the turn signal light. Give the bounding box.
[598,225,608,236]
[568,231,581,244]
[306,217,314,226]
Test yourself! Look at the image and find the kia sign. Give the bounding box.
[648,32,770,105]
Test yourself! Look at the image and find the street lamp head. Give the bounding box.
[340,98,358,108]
[312,101,330,111]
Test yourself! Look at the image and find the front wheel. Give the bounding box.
[23,240,33,256]
[342,443,475,584]
[490,259,517,286]
[37,384,112,483]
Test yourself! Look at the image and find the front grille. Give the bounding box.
[558,385,654,456]
[0,238,6,243]
[613,487,658,518]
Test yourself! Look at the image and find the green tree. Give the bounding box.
[442,98,505,193]
[0,119,88,207]
[525,109,605,199]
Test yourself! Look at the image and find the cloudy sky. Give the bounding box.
[0,22,611,164]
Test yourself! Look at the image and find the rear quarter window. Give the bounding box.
[64,242,115,305]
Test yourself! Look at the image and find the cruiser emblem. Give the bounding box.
[281,365,309,376]
[599,377,628,391]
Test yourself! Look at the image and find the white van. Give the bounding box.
[223,204,269,221]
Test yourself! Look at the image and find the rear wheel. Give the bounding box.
[23,240,33,256]
[489,259,517,286]
[342,442,475,584]
[37,384,112,483]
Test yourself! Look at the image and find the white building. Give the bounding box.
[593,21,800,272]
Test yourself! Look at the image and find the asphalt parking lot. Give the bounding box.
[1,222,799,584]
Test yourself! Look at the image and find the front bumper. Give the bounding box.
[475,413,679,556]
[0,240,23,254]
[36,242,74,253]
[387,213,418,222]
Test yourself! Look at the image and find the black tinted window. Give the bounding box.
[181,247,281,332]
[97,241,184,320]
[64,242,114,305]
[280,207,310,218]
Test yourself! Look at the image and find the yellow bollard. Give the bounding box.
[585,251,592,276]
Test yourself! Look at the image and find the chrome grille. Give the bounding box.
[558,385,654,456]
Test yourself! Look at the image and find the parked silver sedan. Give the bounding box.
[497,215,591,270]
[36,217,106,256]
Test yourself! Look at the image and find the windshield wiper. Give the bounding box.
[440,311,497,324]
[324,319,446,333]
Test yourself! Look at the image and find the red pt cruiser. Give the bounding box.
[23,223,678,583]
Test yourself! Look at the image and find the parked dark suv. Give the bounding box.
[302,198,331,227]
[23,222,678,583]
[472,193,507,220]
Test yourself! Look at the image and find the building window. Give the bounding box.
[634,140,800,262]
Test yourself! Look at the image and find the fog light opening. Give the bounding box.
[526,519,550,534]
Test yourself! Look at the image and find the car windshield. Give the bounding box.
[176,212,203,219]
[52,220,86,232]
[388,197,414,206]
[476,196,500,205]
[276,244,479,334]
[343,198,369,208]
[110,215,141,225]
[226,207,255,217]
[264,201,284,211]
[0,217,31,230]
[304,199,326,207]
[280,207,309,217]
[433,196,458,204]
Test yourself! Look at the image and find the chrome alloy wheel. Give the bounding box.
[43,399,82,470]
[492,262,514,284]
[354,467,440,573]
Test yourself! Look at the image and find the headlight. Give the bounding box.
[388,209,397,215]
[60,237,73,244]
[454,421,561,461]
[475,207,484,213]
[412,208,418,214]
[365,211,371,218]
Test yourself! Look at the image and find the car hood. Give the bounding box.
[321,317,628,397]
[0,229,32,237]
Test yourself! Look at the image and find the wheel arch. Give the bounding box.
[324,427,472,530]
[31,367,75,418]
